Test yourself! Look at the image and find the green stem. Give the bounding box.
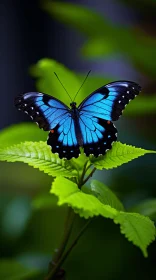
[45,208,75,280]
[54,208,75,263]
[78,160,88,187]
[46,218,92,279]
[45,163,96,279]
[82,167,96,185]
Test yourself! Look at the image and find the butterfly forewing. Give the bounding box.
[78,81,141,121]
[15,92,69,131]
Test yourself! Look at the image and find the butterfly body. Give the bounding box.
[15,81,141,160]
[69,102,84,146]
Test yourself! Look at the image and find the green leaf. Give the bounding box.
[114,212,155,257]
[32,193,58,209]
[90,142,156,170]
[46,2,156,77]
[42,1,106,36]
[0,123,46,148]
[0,259,39,280]
[51,178,155,255]
[50,177,117,219]
[124,95,156,115]
[30,58,83,105]
[89,180,124,211]
[0,142,77,178]
[129,199,156,220]
[82,37,115,57]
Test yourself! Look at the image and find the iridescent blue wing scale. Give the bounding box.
[78,81,141,157]
[78,81,141,121]
[15,92,70,130]
[47,114,80,159]
[15,92,80,159]
[79,115,117,157]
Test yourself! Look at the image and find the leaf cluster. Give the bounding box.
[0,126,155,256]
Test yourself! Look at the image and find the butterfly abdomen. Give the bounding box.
[71,107,83,146]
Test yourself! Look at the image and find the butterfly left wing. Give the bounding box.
[15,92,80,159]
[79,115,117,157]
[78,81,141,121]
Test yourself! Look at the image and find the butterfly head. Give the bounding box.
[70,102,77,108]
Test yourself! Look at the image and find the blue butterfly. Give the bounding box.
[15,81,141,160]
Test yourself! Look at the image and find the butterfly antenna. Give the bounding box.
[54,72,72,102]
[73,70,91,102]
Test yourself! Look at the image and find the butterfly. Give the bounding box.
[15,81,141,160]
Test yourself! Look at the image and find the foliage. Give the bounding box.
[0,122,155,256]
[43,1,156,78]
[129,199,156,220]
[0,123,46,148]
[50,177,155,257]
[89,142,155,169]
[0,260,40,280]
[0,141,76,178]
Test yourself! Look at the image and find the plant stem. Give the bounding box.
[46,218,92,279]
[45,163,96,279]
[78,160,88,187]
[82,167,96,185]
[45,208,75,280]
[54,208,75,263]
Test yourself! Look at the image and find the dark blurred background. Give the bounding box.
[0,0,156,279]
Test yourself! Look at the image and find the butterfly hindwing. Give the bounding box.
[47,117,80,159]
[78,81,141,121]
[79,115,117,157]
[15,92,69,131]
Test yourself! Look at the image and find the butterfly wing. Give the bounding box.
[79,115,117,157]
[78,81,141,157]
[78,81,141,121]
[15,92,70,130]
[15,92,80,159]
[47,116,80,160]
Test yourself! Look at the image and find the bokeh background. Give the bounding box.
[0,0,156,279]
